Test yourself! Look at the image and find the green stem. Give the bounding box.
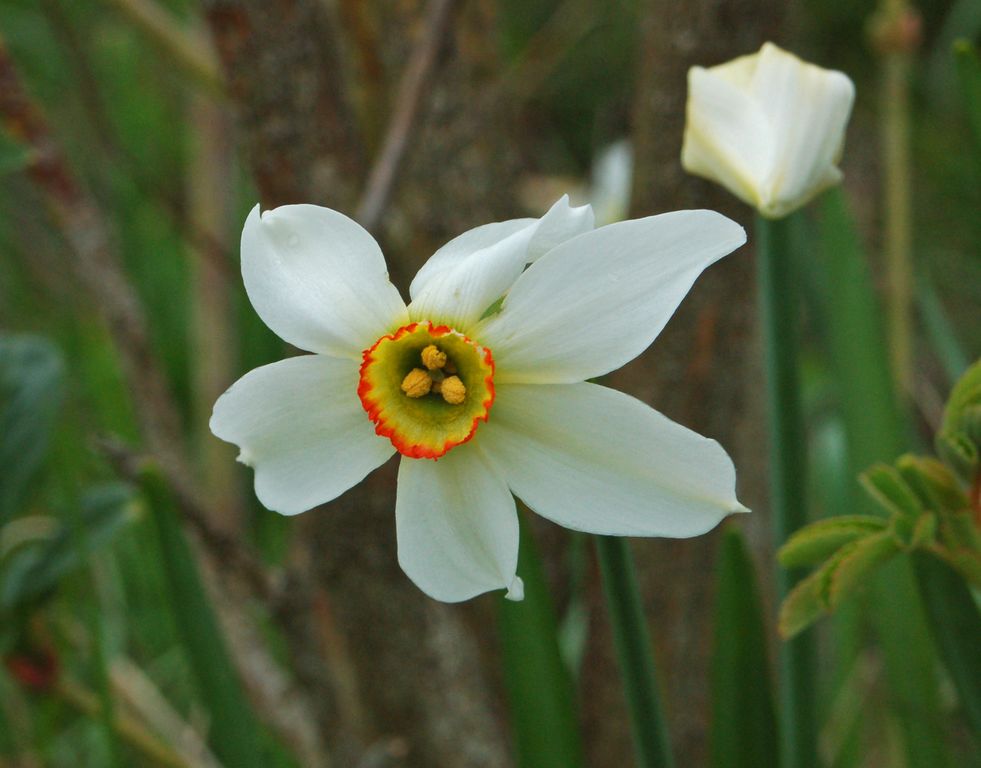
[595,535,674,768]
[757,214,817,768]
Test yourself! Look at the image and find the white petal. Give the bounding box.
[408,196,594,330]
[525,195,595,262]
[409,219,536,301]
[241,204,408,357]
[477,210,745,384]
[480,383,747,537]
[750,43,855,217]
[395,447,519,602]
[682,65,773,209]
[210,355,394,515]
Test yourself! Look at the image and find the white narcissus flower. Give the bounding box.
[682,42,855,219]
[211,196,749,602]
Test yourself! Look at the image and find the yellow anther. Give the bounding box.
[401,368,432,398]
[440,375,466,405]
[421,345,447,370]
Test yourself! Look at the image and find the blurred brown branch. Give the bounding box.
[355,0,457,232]
[0,35,329,766]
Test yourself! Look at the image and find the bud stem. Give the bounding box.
[757,214,818,768]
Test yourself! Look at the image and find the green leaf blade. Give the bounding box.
[778,516,887,568]
[499,516,584,768]
[710,527,779,768]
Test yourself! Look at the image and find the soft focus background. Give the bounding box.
[0,0,979,766]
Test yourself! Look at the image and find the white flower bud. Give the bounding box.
[682,42,855,219]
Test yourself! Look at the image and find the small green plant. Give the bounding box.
[779,358,981,638]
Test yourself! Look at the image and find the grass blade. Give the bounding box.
[139,469,267,767]
[0,335,64,524]
[499,515,584,768]
[710,527,779,768]
[816,190,952,767]
[916,281,969,383]
[911,553,981,742]
[954,40,981,158]
[595,535,674,768]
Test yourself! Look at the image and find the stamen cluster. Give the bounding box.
[400,344,466,404]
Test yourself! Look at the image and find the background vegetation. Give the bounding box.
[0,0,978,766]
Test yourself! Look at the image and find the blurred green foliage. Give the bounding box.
[0,0,978,766]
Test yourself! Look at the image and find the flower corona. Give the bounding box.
[358,322,495,459]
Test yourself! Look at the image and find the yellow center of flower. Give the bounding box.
[358,323,495,459]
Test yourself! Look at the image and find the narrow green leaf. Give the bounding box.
[778,557,835,640]
[954,40,981,159]
[779,531,900,639]
[941,358,981,437]
[964,404,981,444]
[859,464,924,518]
[897,455,969,513]
[70,491,122,768]
[778,516,886,568]
[499,515,584,768]
[596,535,674,768]
[915,281,969,383]
[139,469,267,768]
[0,484,135,612]
[817,190,952,768]
[0,335,65,524]
[912,553,981,744]
[0,133,30,177]
[909,513,939,551]
[827,533,900,610]
[935,433,978,485]
[710,527,779,768]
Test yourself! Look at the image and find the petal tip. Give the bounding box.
[505,576,525,602]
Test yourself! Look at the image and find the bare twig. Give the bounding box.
[187,91,240,531]
[336,0,386,154]
[96,438,282,603]
[355,0,457,232]
[39,0,233,279]
[100,0,224,93]
[110,657,223,768]
[870,0,920,397]
[57,677,191,768]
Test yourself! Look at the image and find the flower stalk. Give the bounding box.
[595,535,674,768]
[756,214,817,768]
[870,0,920,397]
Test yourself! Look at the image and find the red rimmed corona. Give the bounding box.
[358,322,495,459]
